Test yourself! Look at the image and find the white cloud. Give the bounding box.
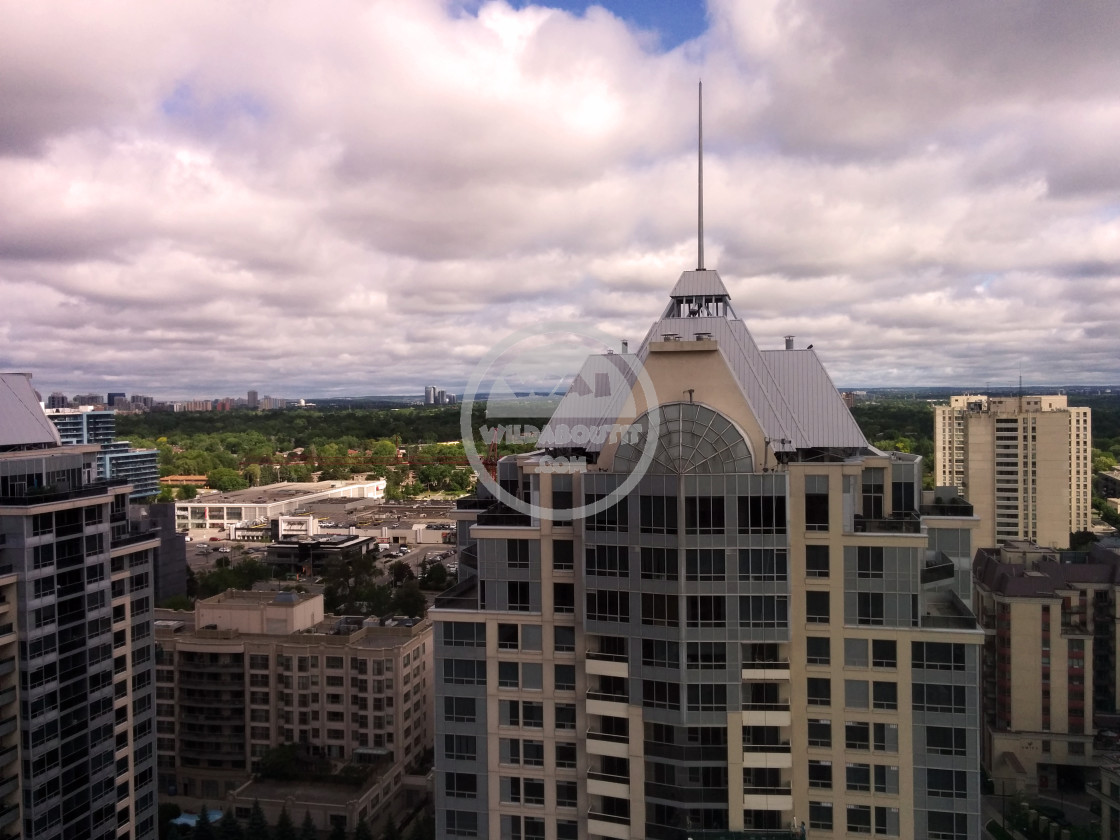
[1,0,1119,399]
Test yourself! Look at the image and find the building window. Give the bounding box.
[737,494,787,534]
[846,722,870,750]
[857,592,884,626]
[872,682,897,710]
[639,495,678,534]
[686,596,726,628]
[642,681,681,710]
[443,735,476,761]
[806,545,829,578]
[508,582,532,612]
[508,539,531,569]
[926,727,966,756]
[856,546,884,579]
[553,626,575,652]
[686,684,727,711]
[443,622,485,647]
[927,811,968,840]
[806,591,830,624]
[640,547,677,580]
[808,760,832,789]
[685,496,725,535]
[443,697,475,723]
[807,678,831,706]
[445,772,477,799]
[875,806,899,837]
[913,684,966,714]
[555,742,576,768]
[686,642,726,670]
[587,590,629,623]
[808,719,831,748]
[553,540,574,570]
[586,494,628,532]
[445,810,477,837]
[443,660,486,685]
[809,802,833,831]
[498,661,519,688]
[872,639,897,668]
[927,769,968,799]
[687,549,726,581]
[554,664,575,691]
[498,624,520,650]
[805,475,829,530]
[739,595,788,628]
[556,780,577,808]
[642,639,679,668]
[807,637,830,665]
[874,764,899,794]
[873,723,898,752]
[586,545,628,577]
[553,583,574,614]
[847,763,871,792]
[738,548,787,581]
[555,703,575,730]
[848,804,872,835]
[641,593,679,627]
[912,642,966,671]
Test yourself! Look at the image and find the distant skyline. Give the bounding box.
[4,1,1120,396]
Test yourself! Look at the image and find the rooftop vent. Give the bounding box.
[695,332,712,341]
[784,336,794,350]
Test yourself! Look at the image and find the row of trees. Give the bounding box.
[163,799,431,840]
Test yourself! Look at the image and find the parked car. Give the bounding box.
[217,547,231,553]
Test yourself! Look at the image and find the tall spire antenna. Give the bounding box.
[697,80,704,271]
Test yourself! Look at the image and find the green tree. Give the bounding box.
[1093,448,1118,474]
[177,484,198,500]
[246,800,270,840]
[299,812,317,840]
[388,560,414,587]
[258,744,301,781]
[273,808,298,840]
[208,467,251,492]
[391,579,427,618]
[405,814,434,840]
[159,594,193,611]
[159,802,183,840]
[328,822,348,840]
[418,559,448,591]
[194,808,217,840]
[218,809,245,840]
[156,486,176,503]
[353,818,374,840]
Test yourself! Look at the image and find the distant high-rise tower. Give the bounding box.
[0,373,159,840]
[45,407,160,500]
[425,385,437,405]
[107,391,126,408]
[46,391,69,409]
[248,389,259,409]
[935,394,1091,548]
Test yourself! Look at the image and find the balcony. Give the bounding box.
[852,512,922,534]
[0,776,16,800]
[920,500,974,517]
[587,815,630,840]
[432,578,479,611]
[475,503,533,528]
[110,530,161,551]
[921,558,956,585]
[0,478,130,507]
[0,719,15,739]
[741,659,790,681]
[0,804,17,830]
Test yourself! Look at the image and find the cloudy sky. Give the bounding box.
[3,0,1120,400]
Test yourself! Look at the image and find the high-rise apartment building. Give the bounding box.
[432,272,984,840]
[425,386,437,406]
[154,591,432,831]
[45,407,160,501]
[0,372,158,840]
[247,390,259,409]
[934,395,1091,549]
[973,541,1120,793]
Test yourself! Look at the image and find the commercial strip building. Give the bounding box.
[934,395,1092,549]
[173,480,387,533]
[0,372,159,840]
[154,590,432,832]
[432,272,984,840]
[973,540,1120,793]
[44,406,160,500]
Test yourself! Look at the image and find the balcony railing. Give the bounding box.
[920,500,974,517]
[853,512,922,534]
[921,560,956,585]
[432,578,479,611]
[0,478,129,507]
[475,503,533,528]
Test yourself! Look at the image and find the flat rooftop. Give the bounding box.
[177,481,377,505]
